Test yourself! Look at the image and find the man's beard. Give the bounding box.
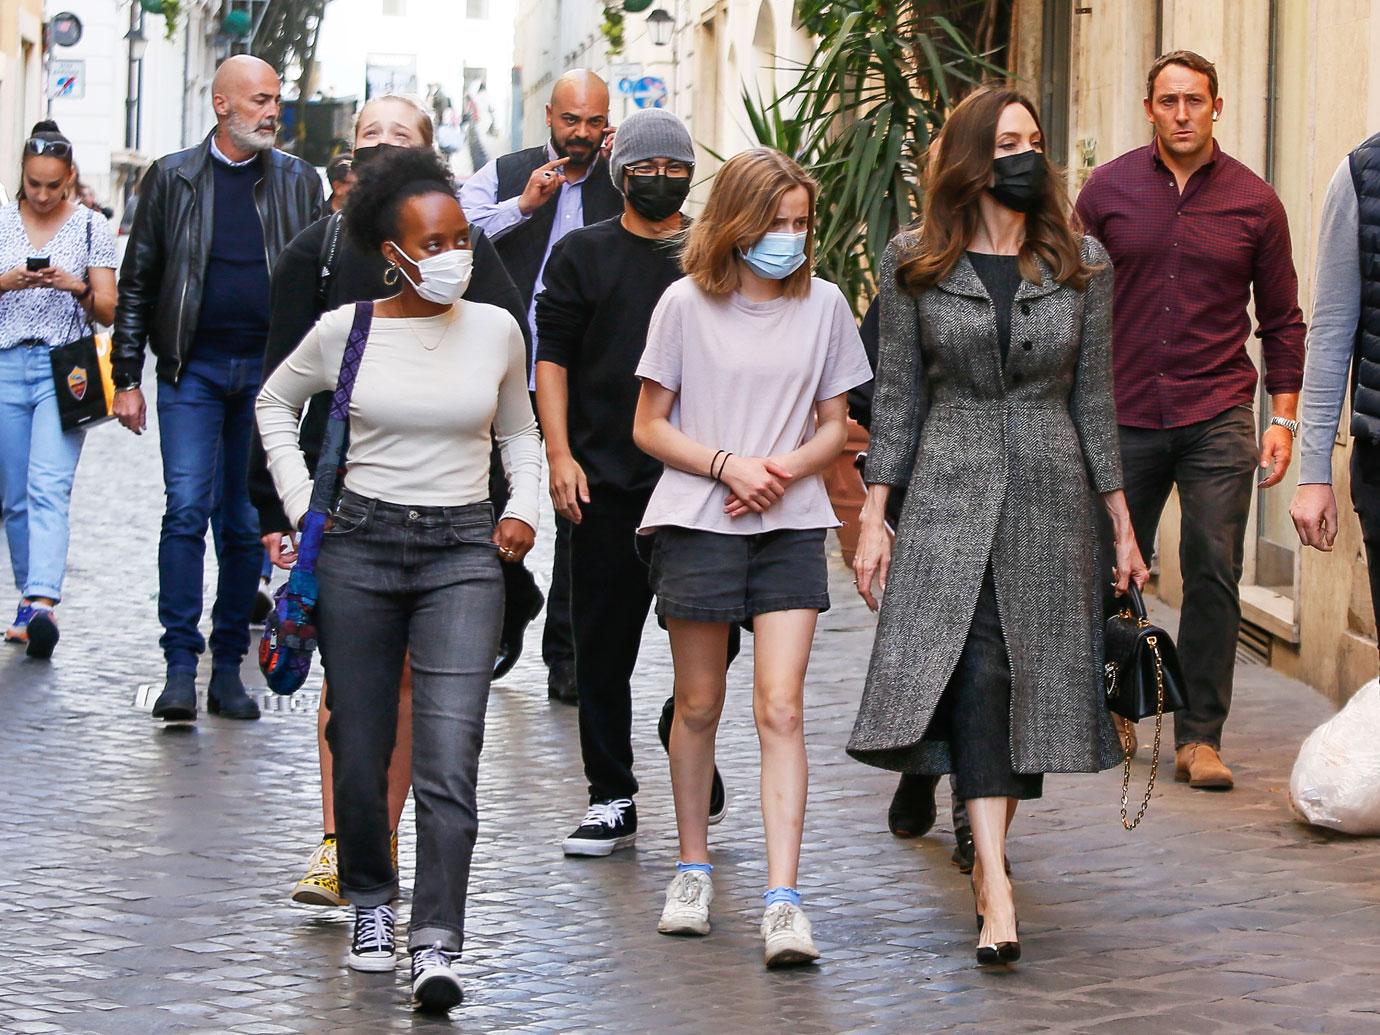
[551,133,596,166]
[226,110,277,153]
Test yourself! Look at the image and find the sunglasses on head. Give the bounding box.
[25,138,73,159]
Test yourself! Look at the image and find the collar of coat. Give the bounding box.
[935,251,1062,303]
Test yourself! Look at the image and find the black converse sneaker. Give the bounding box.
[411,942,463,1012]
[347,904,396,972]
[562,798,637,856]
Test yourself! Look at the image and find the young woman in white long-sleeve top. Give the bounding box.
[256,147,541,1013]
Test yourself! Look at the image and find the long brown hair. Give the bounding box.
[681,148,818,300]
[896,88,1093,294]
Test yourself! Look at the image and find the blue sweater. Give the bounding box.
[194,157,270,356]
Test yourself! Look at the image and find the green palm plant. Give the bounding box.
[743,1,1009,312]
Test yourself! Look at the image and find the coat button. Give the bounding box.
[1020,302,1030,315]
[1021,341,1032,350]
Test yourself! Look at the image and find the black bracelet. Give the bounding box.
[710,449,726,481]
[76,283,93,304]
[715,452,734,482]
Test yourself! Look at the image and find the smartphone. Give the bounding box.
[27,256,50,272]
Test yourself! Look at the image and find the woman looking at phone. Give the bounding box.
[0,120,116,658]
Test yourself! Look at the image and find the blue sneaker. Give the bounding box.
[25,606,59,659]
[5,602,35,644]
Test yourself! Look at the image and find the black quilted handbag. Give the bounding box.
[1104,584,1188,829]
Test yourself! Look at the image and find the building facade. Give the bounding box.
[38,0,223,215]
[314,0,519,175]
[1009,0,1380,704]
[513,0,812,193]
[1,0,47,202]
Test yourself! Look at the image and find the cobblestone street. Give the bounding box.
[3,402,1380,1034]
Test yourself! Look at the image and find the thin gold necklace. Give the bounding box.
[397,305,454,352]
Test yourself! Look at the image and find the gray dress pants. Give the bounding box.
[1116,405,1258,750]
[317,491,504,953]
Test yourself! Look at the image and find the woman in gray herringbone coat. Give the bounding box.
[848,88,1149,965]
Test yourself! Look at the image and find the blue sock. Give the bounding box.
[676,861,713,875]
[763,886,801,908]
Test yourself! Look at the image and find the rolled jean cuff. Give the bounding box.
[408,924,462,953]
[340,878,399,909]
[22,584,62,604]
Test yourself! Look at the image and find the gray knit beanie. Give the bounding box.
[608,108,695,194]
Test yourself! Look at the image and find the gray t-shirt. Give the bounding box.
[635,276,872,535]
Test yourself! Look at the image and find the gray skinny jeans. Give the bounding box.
[317,490,503,953]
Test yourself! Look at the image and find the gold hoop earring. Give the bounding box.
[384,264,400,286]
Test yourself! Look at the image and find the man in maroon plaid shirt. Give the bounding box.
[1076,50,1305,791]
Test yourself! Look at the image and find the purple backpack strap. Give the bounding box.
[305,302,374,516]
[331,301,374,419]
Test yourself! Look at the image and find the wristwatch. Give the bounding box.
[1270,416,1300,435]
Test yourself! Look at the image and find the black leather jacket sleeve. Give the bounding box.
[113,160,169,388]
[248,219,329,534]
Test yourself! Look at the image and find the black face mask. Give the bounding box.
[351,142,399,171]
[625,174,691,222]
[987,150,1047,214]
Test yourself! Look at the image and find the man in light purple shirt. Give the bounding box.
[459,70,624,384]
[458,69,624,705]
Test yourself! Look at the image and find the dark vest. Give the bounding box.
[1351,131,1380,440]
[493,145,624,307]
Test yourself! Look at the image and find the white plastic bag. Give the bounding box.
[1289,678,1380,834]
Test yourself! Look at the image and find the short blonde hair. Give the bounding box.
[681,148,818,299]
[353,94,435,149]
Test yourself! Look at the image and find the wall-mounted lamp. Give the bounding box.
[124,23,148,61]
[647,8,674,47]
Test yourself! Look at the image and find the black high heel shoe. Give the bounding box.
[976,910,1020,966]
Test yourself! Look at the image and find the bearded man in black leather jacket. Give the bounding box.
[112,55,324,724]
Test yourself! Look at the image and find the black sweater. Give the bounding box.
[196,159,270,355]
[535,215,684,496]
[247,216,529,534]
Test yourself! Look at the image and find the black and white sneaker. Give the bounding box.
[347,904,396,972]
[658,696,728,825]
[562,798,637,856]
[411,942,463,1012]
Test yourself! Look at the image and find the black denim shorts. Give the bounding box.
[647,526,831,624]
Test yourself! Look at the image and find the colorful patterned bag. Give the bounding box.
[260,302,373,694]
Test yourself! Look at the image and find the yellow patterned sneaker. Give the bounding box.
[291,837,347,906]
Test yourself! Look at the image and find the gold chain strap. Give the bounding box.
[1119,635,1165,831]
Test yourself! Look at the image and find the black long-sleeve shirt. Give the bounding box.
[535,215,684,495]
[248,216,529,533]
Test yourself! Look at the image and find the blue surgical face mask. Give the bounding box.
[739,231,808,280]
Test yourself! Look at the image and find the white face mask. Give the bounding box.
[387,242,474,305]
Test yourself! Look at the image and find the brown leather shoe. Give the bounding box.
[1174,743,1233,790]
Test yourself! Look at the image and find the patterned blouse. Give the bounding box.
[0,202,117,351]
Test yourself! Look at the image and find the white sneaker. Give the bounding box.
[411,942,463,1012]
[347,904,396,972]
[657,870,713,936]
[761,902,820,967]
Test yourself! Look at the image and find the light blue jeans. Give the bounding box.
[0,343,86,603]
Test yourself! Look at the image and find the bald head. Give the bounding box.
[212,55,281,159]
[546,69,610,170]
[550,69,609,111]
